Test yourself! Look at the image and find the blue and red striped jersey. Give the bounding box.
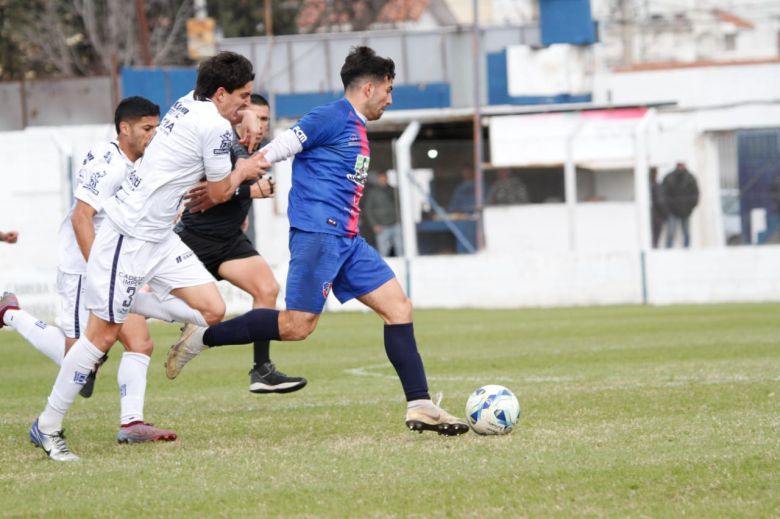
[288,98,370,237]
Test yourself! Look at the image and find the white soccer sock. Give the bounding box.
[131,292,208,326]
[407,398,434,409]
[38,336,104,434]
[3,309,65,365]
[118,352,149,426]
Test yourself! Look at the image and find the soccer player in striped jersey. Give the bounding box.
[167,47,468,436]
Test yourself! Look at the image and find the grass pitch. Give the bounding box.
[0,304,778,518]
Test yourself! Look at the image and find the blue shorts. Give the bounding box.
[285,229,395,314]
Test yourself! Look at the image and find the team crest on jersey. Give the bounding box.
[322,282,332,299]
[347,154,369,186]
[83,170,107,195]
[103,150,114,164]
[213,130,232,155]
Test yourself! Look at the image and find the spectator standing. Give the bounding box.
[448,168,481,215]
[363,171,402,256]
[487,169,529,206]
[649,167,667,248]
[662,162,699,248]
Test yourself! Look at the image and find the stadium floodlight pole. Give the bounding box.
[471,0,485,250]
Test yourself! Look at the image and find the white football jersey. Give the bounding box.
[103,92,233,242]
[58,141,134,275]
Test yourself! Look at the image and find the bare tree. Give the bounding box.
[14,0,191,78]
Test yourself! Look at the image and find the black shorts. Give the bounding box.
[176,228,259,281]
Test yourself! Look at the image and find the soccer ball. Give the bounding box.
[465,385,521,435]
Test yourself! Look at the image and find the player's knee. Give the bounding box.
[201,300,226,326]
[280,314,317,341]
[125,337,154,356]
[252,280,279,308]
[385,296,413,324]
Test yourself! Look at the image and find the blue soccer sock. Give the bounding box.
[384,323,430,402]
[203,309,281,347]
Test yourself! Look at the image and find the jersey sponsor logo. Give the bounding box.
[83,170,107,195]
[347,154,370,186]
[175,250,195,263]
[213,130,232,155]
[73,371,89,385]
[322,281,332,299]
[292,125,308,144]
[158,100,190,135]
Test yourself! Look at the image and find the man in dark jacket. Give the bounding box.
[363,171,402,256]
[661,162,699,248]
[650,167,666,248]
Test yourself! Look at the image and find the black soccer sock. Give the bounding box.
[384,323,430,402]
[253,340,271,368]
[203,309,281,347]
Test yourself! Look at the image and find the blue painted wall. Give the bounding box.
[122,67,450,119]
[539,0,596,46]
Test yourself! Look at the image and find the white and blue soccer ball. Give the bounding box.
[465,385,521,435]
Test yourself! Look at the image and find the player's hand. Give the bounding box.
[183,181,215,213]
[237,153,270,182]
[3,231,18,243]
[239,111,262,152]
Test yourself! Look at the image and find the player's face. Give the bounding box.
[126,115,159,159]
[365,77,393,121]
[215,82,253,125]
[248,104,270,142]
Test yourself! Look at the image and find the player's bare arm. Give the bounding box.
[203,152,271,206]
[71,200,98,262]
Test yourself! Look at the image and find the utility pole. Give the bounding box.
[264,0,273,37]
[471,0,484,250]
[135,0,152,65]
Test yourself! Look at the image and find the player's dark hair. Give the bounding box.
[114,96,160,133]
[250,93,269,107]
[340,46,395,90]
[194,51,255,100]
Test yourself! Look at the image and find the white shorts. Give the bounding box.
[85,222,214,324]
[55,269,88,339]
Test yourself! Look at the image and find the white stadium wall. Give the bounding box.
[4,123,780,323]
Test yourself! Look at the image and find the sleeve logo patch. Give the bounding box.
[213,130,233,156]
[292,125,308,144]
[83,170,107,195]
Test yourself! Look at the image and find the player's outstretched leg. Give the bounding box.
[29,418,79,462]
[249,362,307,394]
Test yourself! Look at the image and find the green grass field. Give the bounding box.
[0,304,778,517]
